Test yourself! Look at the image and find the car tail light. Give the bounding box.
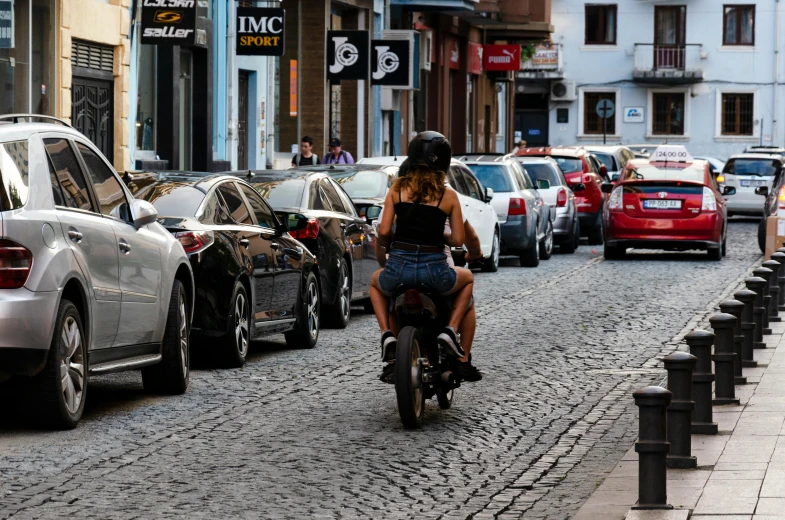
[289,218,320,240]
[608,186,624,211]
[701,187,717,212]
[0,239,33,289]
[175,231,214,254]
[583,174,593,184]
[556,188,568,207]
[508,197,527,216]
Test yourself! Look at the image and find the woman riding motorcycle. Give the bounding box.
[369,132,479,380]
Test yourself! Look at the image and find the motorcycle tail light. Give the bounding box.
[403,289,424,314]
[608,186,624,211]
[508,197,527,216]
[701,186,717,212]
[175,230,214,254]
[289,218,320,240]
[0,239,33,289]
[556,188,568,207]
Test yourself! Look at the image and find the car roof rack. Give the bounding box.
[0,114,73,128]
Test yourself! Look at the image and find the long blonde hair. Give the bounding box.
[393,165,446,204]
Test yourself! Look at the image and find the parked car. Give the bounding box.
[462,155,553,267]
[241,169,375,328]
[324,164,398,223]
[516,146,608,245]
[626,145,653,159]
[720,154,784,223]
[745,159,785,253]
[0,116,194,429]
[694,156,726,175]
[584,145,636,182]
[602,152,734,260]
[745,146,785,155]
[518,156,582,253]
[128,172,320,365]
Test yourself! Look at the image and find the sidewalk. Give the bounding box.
[573,319,785,519]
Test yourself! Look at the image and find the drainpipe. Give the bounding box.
[775,0,780,146]
[227,0,236,167]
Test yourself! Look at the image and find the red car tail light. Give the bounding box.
[556,188,568,207]
[289,218,320,240]
[175,231,214,254]
[701,186,717,212]
[0,239,33,289]
[508,197,527,216]
[608,186,624,211]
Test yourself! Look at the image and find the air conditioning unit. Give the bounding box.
[550,80,577,102]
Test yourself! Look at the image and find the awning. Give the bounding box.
[389,0,477,11]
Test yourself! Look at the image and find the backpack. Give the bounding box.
[295,153,318,165]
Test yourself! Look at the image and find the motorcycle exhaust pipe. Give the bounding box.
[441,371,455,386]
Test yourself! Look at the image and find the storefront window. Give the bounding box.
[136,44,156,152]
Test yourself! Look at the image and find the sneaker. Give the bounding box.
[381,330,397,361]
[455,361,482,382]
[379,362,395,383]
[437,326,466,358]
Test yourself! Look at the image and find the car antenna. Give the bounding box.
[246,170,252,178]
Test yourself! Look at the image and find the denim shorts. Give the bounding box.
[378,250,457,295]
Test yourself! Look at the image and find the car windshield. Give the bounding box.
[465,164,512,192]
[622,165,704,183]
[523,163,561,186]
[248,178,306,208]
[128,178,205,216]
[724,159,779,177]
[328,170,389,199]
[551,156,584,174]
[592,152,615,170]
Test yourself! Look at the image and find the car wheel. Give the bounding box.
[708,247,722,261]
[539,221,553,260]
[482,230,500,272]
[560,218,578,254]
[285,271,320,349]
[218,282,251,368]
[32,299,87,429]
[142,280,190,394]
[588,217,604,245]
[758,218,766,254]
[722,232,727,257]
[519,232,540,268]
[324,258,351,329]
[604,245,626,260]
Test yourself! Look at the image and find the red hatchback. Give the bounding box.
[602,157,734,260]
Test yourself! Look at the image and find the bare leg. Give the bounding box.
[458,305,476,363]
[446,267,474,330]
[370,270,390,332]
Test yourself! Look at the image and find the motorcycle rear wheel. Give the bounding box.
[395,326,425,429]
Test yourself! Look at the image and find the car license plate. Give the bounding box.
[643,199,682,210]
[740,179,767,187]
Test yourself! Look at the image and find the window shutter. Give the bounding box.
[71,40,114,73]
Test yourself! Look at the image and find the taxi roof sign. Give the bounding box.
[650,145,693,164]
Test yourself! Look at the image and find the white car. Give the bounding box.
[694,156,726,175]
[721,153,783,216]
[584,145,636,182]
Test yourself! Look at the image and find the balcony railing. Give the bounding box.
[633,44,704,83]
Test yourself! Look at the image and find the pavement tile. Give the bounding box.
[755,498,785,515]
[715,411,742,431]
[717,437,778,463]
[769,437,785,463]
[691,517,750,520]
[701,479,762,498]
[667,485,703,508]
[714,462,770,471]
[735,413,785,436]
[625,511,689,520]
[666,469,710,482]
[761,465,785,497]
[693,495,759,515]
[573,504,629,520]
[709,469,767,480]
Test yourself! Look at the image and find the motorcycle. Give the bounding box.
[387,285,461,429]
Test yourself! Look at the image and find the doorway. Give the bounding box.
[71,41,114,160]
[654,6,686,69]
[514,93,549,147]
[238,71,250,170]
[179,50,193,170]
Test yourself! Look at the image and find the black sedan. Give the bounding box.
[128,172,321,367]
[239,169,377,328]
[324,164,398,223]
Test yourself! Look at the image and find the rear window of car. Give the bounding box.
[550,156,584,174]
[328,170,390,199]
[523,163,562,186]
[465,164,512,192]
[592,152,616,171]
[723,159,780,177]
[249,178,306,209]
[128,179,205,217]
[622,165,705,183]
[0,140,30,211]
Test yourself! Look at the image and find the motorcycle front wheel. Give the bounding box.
[395,326,425,429]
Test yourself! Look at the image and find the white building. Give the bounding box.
[531,0,785,158]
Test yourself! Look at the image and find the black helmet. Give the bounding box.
[407,131,451,173]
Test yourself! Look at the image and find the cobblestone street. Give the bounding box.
[0,220,763,519]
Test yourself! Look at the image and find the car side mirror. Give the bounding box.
[600,183,615,194]
[722,186,737,196]
[755,186,769,197]
[484,187,494,202]
[131,199,158,228]
[536,179,551,190]
[571,182,586,192]
[600,165,608,177]
[285,213,309,232]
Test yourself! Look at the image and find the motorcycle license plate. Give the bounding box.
[643,199,682,210]
[740,179,767,187]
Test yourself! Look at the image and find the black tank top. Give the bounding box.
[391,188,448,248]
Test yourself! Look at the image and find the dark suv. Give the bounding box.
[743,155,785,253]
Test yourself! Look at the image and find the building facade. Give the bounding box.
[549,0,785,157]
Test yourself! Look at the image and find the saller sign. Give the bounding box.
[141,0,197,46]
[236,8,285,56]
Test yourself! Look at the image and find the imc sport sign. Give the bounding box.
[141,0,197,46]
[236,8,285,56]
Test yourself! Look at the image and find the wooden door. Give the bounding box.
[654,6,686,69]
[238,71,249,170]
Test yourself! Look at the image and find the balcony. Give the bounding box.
[633,44,705,83]
[455,0,553,40]
[517,42,563,79]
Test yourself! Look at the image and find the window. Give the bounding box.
[583,92,616,135]
[585,5,617,45]
[722,93,754,136]
[511,162,531,189]
[724,5,755,46]
[447,166,468,195]
[319,179,347,214]
[460,170,483,201]
[466,165,512,193]
[239,184,277,229]
[44,138,93,212]
[0,141,30,211]
[76,143,129,220]
[652,93,685,135]
[329,179,359,217]
[217,183,253,225]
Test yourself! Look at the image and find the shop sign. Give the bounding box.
[289,60,297,117]
[327,30,369,82]
[482,44,519,72]
[467,42,482,75]
[141,0,197,46]
[236,7,284,56]
[623,107,644,123]
[448,38,460,70]
[530,43,558,68]
[0,1,12,49]
[370,39,409,87]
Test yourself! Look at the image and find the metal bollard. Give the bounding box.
[720,299,747,385]
[686,330,718,435]
[632,386,673,510]
[710,313,741,406]
[763,260,782,323]
[753,267,774,335]
[746,276,768,349]
[734,289,758,368]
[771,251,785,311]
[664,352,698,469]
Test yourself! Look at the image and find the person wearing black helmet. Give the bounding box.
[369,131,479,381]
